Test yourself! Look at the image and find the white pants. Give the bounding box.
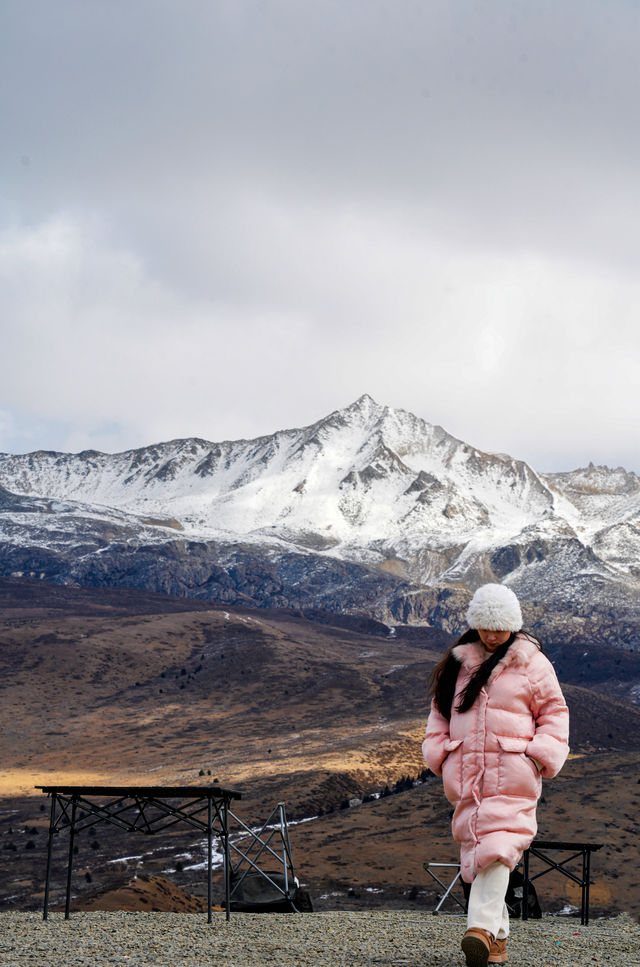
[467,861,510,940]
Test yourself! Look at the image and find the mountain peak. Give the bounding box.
[313,395,386,435]
[343,394,382,418]
[352,393,378,407]
[0,399,639,643]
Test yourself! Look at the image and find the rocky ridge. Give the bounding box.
[0,396,639,649]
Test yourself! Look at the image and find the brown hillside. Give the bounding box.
[1,579,638,919]
[72,874,209,913]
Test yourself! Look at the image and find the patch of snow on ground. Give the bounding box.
[385,664,407,675]
[556,904,580,916]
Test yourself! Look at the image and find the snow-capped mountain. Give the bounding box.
[1,396,639,645]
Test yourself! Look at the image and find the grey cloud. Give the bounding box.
[2,1,640,471]
[5,3,640,205]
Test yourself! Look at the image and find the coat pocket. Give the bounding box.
[497,736,541,796]
[444,738,464,754]
[497,735,529,754]
[441,738,464,803]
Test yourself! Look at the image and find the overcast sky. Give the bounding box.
[1,0,639,473]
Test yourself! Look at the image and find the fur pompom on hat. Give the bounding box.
[465,583,523,632]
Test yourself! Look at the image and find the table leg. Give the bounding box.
[223,796,231,922]
[522,849,530,921]
[207,797,213,925]
[583,849,591,926]
[64,798,77,920]
[43,792,57,921]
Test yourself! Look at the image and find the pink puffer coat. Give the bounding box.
[422,634,569,883]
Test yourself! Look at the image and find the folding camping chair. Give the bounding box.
[423,861,467,913]
[227,801,311,912]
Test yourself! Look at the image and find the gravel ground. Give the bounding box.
[0,911,638,967]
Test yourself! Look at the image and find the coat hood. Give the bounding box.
[452,634,541,683]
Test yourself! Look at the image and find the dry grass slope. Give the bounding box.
[0,578,638,920]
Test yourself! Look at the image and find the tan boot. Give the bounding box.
[461,928,493,967]
[488,937,508,963]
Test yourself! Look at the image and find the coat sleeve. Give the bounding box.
[525,653,570,778]
[422,698,452,776]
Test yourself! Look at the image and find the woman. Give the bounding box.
[422,584,569,967]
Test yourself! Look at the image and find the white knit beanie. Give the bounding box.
[465,583,523,632]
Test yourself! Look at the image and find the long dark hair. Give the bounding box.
[429,629,541,719]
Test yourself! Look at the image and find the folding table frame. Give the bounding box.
[37,784,242,923]
[522,840,603,925]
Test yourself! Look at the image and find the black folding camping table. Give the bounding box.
[37,784,242,923]
[522,840,603,925]
[424,839,604,924]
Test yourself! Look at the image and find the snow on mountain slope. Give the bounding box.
[545,465,640,530]
[0,396,639,596]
